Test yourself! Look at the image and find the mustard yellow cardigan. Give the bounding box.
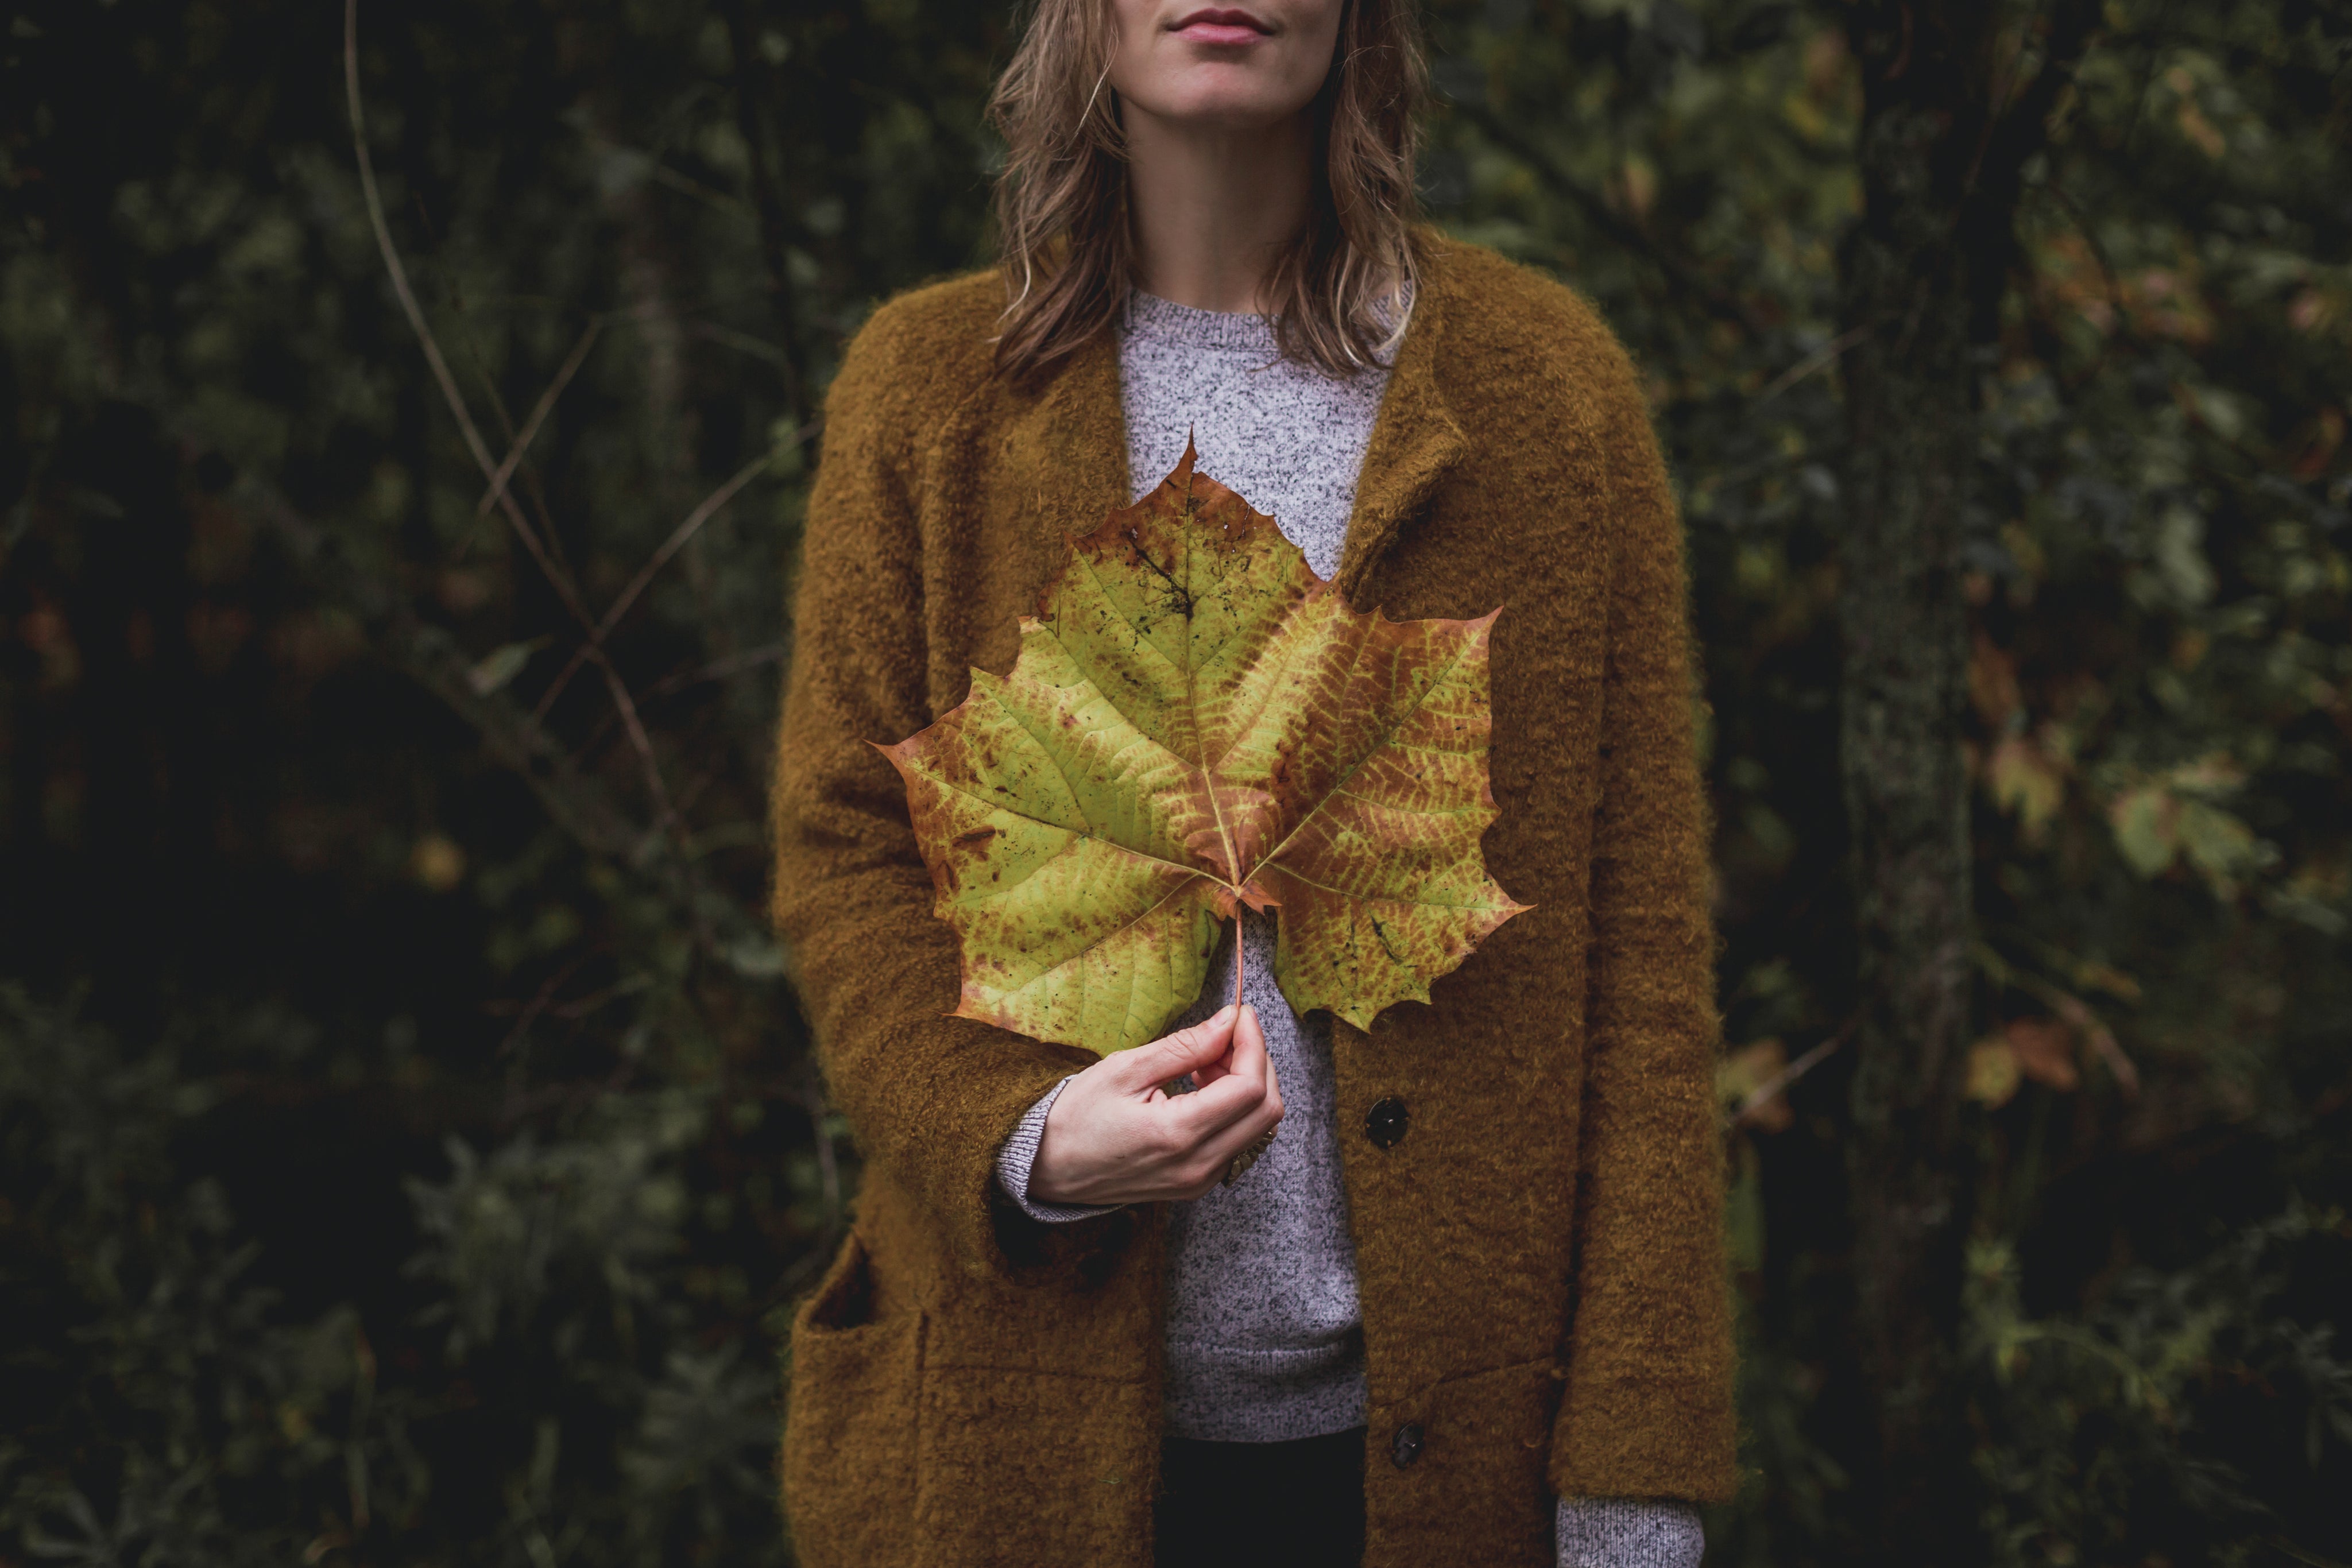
[768,237,1738,1568]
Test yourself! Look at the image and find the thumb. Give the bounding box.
[1115,1006,1236,1089]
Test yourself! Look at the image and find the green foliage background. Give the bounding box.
[2,1,2348,1563]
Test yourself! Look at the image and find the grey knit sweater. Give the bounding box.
[991,291,1705,1568]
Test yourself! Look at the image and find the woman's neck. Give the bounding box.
[1122,106,1316,316]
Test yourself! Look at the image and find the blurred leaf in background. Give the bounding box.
[2,0,2349,1565]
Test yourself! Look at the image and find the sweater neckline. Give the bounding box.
[1120,290,1280,354]
[1119,287,1413,372]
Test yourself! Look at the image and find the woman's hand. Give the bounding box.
[1028,1004,1285,1206]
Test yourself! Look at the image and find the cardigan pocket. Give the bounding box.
[780,1229,922,1567]
[912,1356,1158,1568]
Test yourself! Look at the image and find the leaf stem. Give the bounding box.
[1233,911,1244,1012]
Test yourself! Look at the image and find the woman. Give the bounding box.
[767,2,1736,1564]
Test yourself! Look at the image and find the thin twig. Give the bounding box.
[643,641,787,702]
[598,659,680,843]
[1734,1013,1861,1128]
[550,973,654,1021]
[689,320,796,371]
[345,0,590,629]
[605,451,769,649]
[208,444,777,997]
[1758,324,1871,402]
[493,954,590,1059]
[242,474,647,866]
[2028,177,2130,390]
[1998,962,2143,1098]
[652,163,753,216]
[344,1,500,489]
[570,642,787,757]
[347,0,686,841]
[478,315,605,516]
[456,309,580,578]
[533,425,811,721]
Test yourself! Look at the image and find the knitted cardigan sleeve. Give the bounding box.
[1545,329,1740,1503]
[768,305,1096,1279]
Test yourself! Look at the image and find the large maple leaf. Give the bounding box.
[879,443,1529,1055]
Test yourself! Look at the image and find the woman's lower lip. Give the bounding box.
[1175,22,1267,45]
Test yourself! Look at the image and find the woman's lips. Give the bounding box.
[1171,7,1271,45]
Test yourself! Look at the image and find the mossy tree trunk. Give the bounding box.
[1834,2,2100,1557]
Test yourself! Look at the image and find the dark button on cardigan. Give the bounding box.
[1391,1422,1427,1469]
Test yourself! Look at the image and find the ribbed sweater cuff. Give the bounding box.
[992,1076,1120,1224]
[1555,1498,1704,1568]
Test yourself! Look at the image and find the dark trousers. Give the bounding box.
[1154,1427,1367,1568]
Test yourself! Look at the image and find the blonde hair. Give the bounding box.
[987,0,1429,380]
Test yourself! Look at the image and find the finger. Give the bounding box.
[1195,1001,1261,1089]
[1160,1021,1272,1141]
[1178,1082,1288,1194]
[1231,1003,1267,1067]
[1189,1028,1240,1088]
[1233,1004,1282,1117]
[1210,1004,1269,1101]
[1162,1070,1260,1143]
[1208,1003,1266,1096]
[1112,1005,1235,1090]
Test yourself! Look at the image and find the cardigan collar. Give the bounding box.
[1334,253,1467,605]
[1014,243,1468,608]
[1026,329,1128,543]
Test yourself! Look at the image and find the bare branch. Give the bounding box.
[572,644,787,759]
[594,657,681,843]
[349,0,695,846]
[478,315,606,517]
[650,641,788,698]
[344,0,500,489]
[533,423,813,721]
[346,0,591,629]
[240,474,639,860]
[1758,324,1873,403]
[1733,1012,1860,1129]
[613,452,769,641]
[239,469,771,964]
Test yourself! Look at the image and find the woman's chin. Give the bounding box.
[1126,78,1318,134]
